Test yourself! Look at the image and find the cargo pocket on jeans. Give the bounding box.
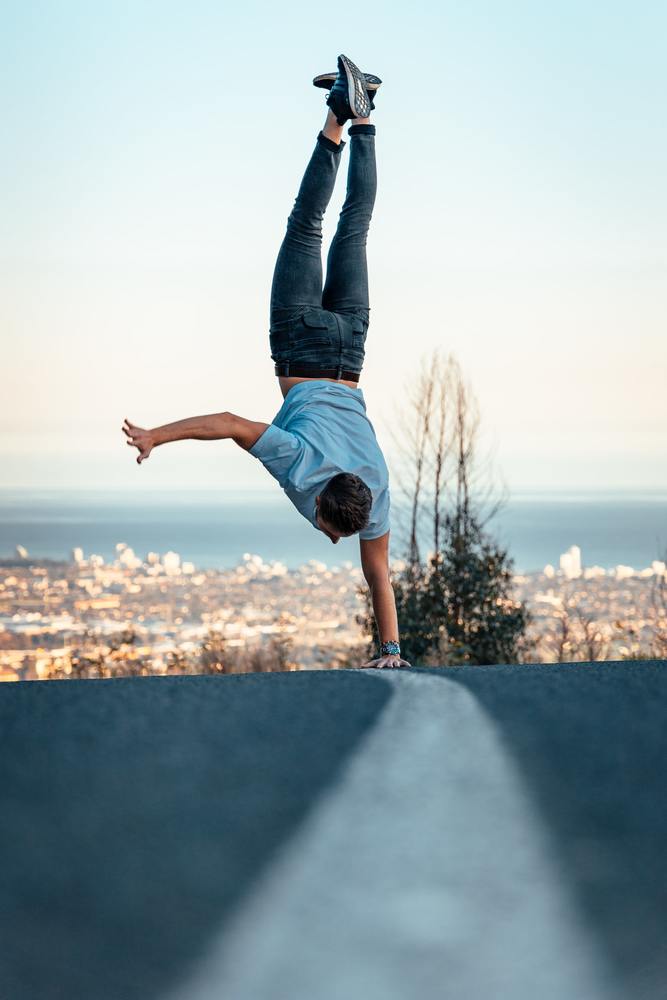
[292,309,334,348]
[350,315,367,350]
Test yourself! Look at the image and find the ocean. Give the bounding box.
[0,489,665,574]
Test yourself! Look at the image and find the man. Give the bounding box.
[123,54,410,669]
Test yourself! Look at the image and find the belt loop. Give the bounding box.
[335,363,343,379]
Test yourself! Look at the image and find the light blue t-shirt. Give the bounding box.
[249,381,390,540]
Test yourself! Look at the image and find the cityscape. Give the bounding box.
[1,541,665,681]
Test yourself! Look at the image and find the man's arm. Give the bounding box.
[122,412,269,464]
[359,531,410,668]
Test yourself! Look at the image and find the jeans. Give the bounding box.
[269,124,377,376]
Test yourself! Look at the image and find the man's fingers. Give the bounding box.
[126,436,148,457]
[361,656,409,669]
[360,657,410,670]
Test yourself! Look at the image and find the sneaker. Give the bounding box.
[324,54,373,125]
[313,70,382,112]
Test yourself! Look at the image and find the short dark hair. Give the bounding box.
[319,472,372,535]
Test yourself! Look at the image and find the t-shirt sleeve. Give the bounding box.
[359,485,391,540]
[248,423,305,489]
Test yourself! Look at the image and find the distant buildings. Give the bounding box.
[116,544,142,570]
[2,539,666,681]
[162,551,181,576]
[559,545,582,579]
[548,546,665,583]
[0,544,368,680]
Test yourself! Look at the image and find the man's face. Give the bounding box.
[315,497,355,544]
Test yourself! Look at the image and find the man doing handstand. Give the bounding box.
[123,54,409,669]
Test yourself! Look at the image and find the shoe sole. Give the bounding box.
[339,54,371,118]
[313,72,382,91]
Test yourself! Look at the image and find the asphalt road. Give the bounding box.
[1,661,665,1000]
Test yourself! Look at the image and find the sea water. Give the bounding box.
[0,489,665,574]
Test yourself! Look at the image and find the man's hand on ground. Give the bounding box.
[360,654,412,669]
[122,419,154,464]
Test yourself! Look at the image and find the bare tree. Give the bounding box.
[574,608,610,662]
[548,587,608,663]
[387,353,436,565]
[267,617,297,671]
[199,629,229,674]
[428,351,450,555]
[366,347,529,666]
[386,350,508,563]
[552,607,577,663]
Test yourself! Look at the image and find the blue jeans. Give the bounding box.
[269,124,377,377]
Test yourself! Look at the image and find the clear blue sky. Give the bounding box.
[1,1,665,492]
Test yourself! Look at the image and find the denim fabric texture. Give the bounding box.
[269,124,377,376]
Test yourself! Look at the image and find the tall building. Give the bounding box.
[559,545,582,579]
[118,546,141,570]
[163,551,181,575]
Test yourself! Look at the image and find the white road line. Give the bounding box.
[165,670,622,1000]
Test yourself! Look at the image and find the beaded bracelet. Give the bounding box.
[381,640,401,657]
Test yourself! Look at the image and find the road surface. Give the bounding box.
[1,661,665,999]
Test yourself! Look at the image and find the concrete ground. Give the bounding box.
[1,661,665,1000]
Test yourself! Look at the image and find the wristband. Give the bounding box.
[381,640,401,657]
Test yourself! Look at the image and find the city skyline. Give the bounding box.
[2,537,665,681]
[2,2,666,492]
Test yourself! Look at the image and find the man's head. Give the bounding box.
[315,472,372,543]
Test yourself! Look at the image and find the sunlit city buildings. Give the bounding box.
[1,542,666,681]
[559,544,582,579]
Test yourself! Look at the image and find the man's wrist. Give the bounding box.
[380,639,400,657]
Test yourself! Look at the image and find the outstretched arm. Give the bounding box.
[359,531,411,669]
[122,413,269,464]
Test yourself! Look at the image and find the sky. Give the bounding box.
[1,0,665,494]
